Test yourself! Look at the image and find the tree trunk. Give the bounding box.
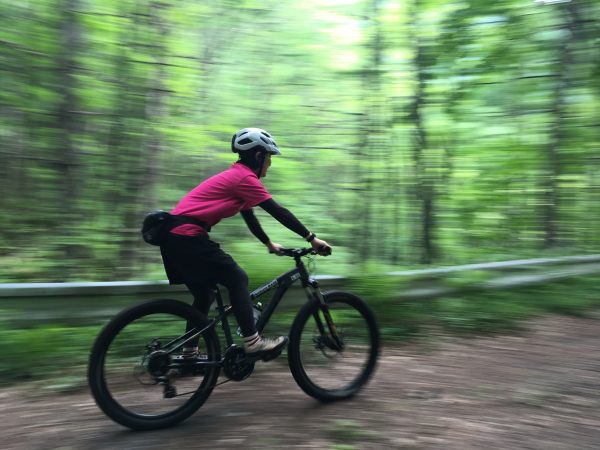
[117,1,172,278]
[357,0,384,261]
[542,1,585,248]
[410,0,436,264]
[56,0,82,276]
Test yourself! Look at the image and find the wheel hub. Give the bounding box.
[313,334,344,354]
[146,350,172,377]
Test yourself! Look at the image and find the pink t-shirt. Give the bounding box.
[170,163,271,236]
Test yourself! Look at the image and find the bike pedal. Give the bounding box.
[265,338,289,361]
[246,352,264,363]
[261,346,285,362]
[241,348,282,363]
[243,337,288,362]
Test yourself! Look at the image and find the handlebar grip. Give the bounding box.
[319,244,332,256]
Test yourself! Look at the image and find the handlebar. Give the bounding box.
[276,247,331,257]
[278,248,315,257]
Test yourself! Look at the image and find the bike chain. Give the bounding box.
[215,378,232,387]
[170,377,232,397]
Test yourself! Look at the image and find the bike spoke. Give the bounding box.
[102,311,213,417]
[297,301,374,392]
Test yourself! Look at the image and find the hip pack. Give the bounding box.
[141,210,210,246]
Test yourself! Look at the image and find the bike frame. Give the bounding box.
[167,250,340,360]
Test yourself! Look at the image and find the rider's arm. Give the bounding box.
[258,198,311,239]
[252,198,332,255]
[240,209,270,244]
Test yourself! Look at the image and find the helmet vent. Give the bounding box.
[232,127,281,155]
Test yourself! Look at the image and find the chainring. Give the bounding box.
[222,345,255,381]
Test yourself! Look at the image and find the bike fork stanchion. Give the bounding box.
[304,283,344,351]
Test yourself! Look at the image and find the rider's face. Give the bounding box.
[259,153,272,178]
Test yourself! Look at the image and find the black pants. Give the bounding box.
[160,234,257,338]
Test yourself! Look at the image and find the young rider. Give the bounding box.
[160,128,332,360]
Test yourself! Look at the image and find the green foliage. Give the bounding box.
[0,321,94,384]
[350,273,600,339]
[0,275,598,386]
[1,1,600,392]
[433,294,535,334]
[441,270,496,289]
[348,271,429,339]
[0,0,599,282]
[326,419,377,443]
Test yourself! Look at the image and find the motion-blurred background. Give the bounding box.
[0,4,600,449]
[0,0,600,404]
[1,0,599,385]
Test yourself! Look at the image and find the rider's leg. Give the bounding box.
[187,283,213,316]
[164,234,285,357]
[181,283,214,356]
[214,265,256,337]
[216,265,287,355]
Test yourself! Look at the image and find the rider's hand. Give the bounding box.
[311,237,332,256]
[267,241,285,255]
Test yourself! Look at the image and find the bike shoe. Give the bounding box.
[244,336,289,362]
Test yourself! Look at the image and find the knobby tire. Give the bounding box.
[287,291,379,401]
[88,299,220,430]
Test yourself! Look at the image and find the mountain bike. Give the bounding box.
[88,248,380,430]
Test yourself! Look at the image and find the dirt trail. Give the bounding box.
[2,314,599,450]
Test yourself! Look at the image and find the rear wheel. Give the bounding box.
[287,291,379,401]
[88,299,220,430]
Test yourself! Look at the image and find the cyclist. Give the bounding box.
[160,127,332,361]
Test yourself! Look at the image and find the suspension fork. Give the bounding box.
[305,281,344,351]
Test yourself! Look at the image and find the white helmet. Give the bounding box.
[231,128,281,155]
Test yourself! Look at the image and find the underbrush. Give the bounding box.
[351,274,600,340]
[0,275,598,387]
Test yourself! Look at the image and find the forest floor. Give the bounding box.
[2,313,599,450]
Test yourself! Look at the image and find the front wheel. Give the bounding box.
[288,291,379,401]
[88,299,220,430]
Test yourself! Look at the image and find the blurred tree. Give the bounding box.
[0,0,599,282]
[116,0,173,277]
[355,0,385,261]
[542,0,594,248]
[408,0,436,264]
[56,0,83,270]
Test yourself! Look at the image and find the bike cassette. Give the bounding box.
[222,345,255,381]
[145,350,172,377]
